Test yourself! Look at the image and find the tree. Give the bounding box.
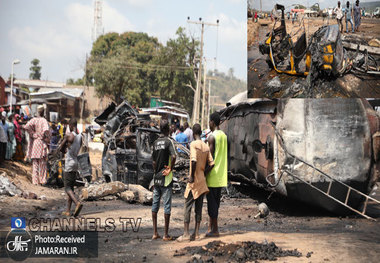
[86,28,199,113]
[29,58,41,80]
[87,32,161,105]
[153,27,199,113]
[294,5,306,10]
[8,73,16,81]
[66,78,85,85]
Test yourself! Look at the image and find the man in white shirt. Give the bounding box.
[334,1,344,32]
[183,122,193,143]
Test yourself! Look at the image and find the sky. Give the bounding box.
[0,0,246,83]
[249,0,377,12]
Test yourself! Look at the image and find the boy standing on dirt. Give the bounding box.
[334,1,344,32]
[56,118,83,217]
[151,120,176,241]
[177,124,214,242]
[205,112,227,237]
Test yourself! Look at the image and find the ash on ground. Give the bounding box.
[174,240,302,263]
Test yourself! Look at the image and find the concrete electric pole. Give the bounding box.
[187,17,219,127]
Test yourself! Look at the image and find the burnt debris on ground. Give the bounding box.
[174,240,302,262]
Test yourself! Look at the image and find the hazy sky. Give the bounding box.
[0,0,246,83]
[249,0,376,11]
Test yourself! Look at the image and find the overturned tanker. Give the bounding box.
[95,101,159,189]
[220,99,380,217]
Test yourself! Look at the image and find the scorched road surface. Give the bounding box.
[1,183,380,262]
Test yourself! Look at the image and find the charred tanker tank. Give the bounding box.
[220,99,380,217]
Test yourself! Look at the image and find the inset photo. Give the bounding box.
[247,0,380,98]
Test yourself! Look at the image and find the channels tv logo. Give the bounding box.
[5,217,33,261]
[11,217,26,230]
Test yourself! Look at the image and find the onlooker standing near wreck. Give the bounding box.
[176,126,189,150]
[205,112,227,237]
[334,1,344,32]
[183,122,193,143]
[0,120,7,164]
[151,120,176,241]
[345,1,354,33]
[56,118,83,217]
[177,123,214,242]
[0,112,9,163]
[354,0,361,32]
[23,105,50,185]
[5,114,16,160]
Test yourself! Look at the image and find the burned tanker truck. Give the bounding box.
[220,99,380,218]
[95,101,160,189]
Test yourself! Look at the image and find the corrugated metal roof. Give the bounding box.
[14,79,64,88]
[30,88,83,99]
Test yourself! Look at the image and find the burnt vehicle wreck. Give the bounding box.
[259,4,380,82]
[95,101,160,189]
[219,99,380,218]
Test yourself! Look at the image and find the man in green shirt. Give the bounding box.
[205,112,227,237]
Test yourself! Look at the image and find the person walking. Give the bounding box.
[23,105,50,185]
[205,112,227,238]
[334,1,344,32]
[354,0,361,32]
[177,123,214,242]
[345,1,354,33]
[56,118,83,217]
[151,120,176,241]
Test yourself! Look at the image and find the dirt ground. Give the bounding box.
[1,146,380,262]
[247,17,380,98]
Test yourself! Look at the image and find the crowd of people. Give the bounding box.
[0,106,79,185]
[334,0,362,33]
[151,112,228,241]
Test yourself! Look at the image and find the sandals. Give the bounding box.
[163,235,174,241]
[190,233,201,241]
[152,234,161,240]
[204,232,220,238]
[176,235,191,242]
[73,202,83,217]
[61,211,71,216]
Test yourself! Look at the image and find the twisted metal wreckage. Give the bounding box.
[95,101,188,191]
[96,99,380,218]
[219,99,380,219]
[259,4,380,82]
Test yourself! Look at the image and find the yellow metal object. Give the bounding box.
[322,65,332,70]
[306,53,311,70]
[58,160,62,178]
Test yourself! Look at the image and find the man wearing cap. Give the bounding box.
[23,105,50,185]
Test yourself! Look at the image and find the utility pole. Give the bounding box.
[187,17,219,126]
[201,59,207,129]
[260,0,262,12]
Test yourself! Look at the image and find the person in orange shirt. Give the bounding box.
[177,123,214,241]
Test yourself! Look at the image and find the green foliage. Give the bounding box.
[153,27,199,112]
[29,58,41,80]
[66,78,85,85]
[209,69,246,103]
[86,28,199,112]
[294,5,307,10]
